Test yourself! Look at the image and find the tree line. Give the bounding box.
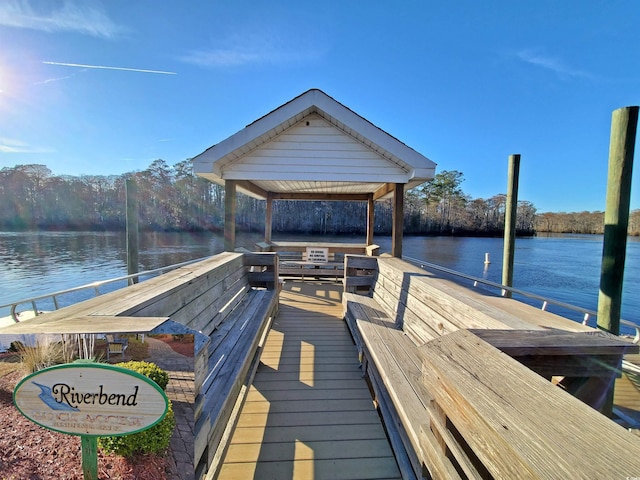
[1,161,636,236]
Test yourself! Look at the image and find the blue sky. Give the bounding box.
[0,1,638,213]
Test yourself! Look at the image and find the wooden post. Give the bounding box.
[224,180,237,252]
[126,179,139,284]
[392,183,404,258]
[81,436,98,480]
[366,195,375,246]
[502,154,520,298]
[597,106,638,335]
[265,194,273,244]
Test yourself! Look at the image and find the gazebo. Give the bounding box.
[192,89,436,257]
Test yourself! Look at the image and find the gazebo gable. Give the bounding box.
[193,89,436,199]
[219,112,412,183]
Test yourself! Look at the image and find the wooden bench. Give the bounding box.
[421,330,640,479]
[0,251,280,480]
[279,246,344,279]
[257,241,380,280]
[343,255,640,479]
[191,252,279,479]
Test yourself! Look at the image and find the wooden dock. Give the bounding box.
[217,280,401,480]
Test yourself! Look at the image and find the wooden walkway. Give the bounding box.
[218,280,401,480]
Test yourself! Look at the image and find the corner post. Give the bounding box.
[224,180,237,252]
[502,154,520,298]
[392,183,404,258]
[366,194,375,246]
[265,194,273,244]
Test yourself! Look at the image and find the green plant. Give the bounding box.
[114,360,169,390]
[99,400,175,457]
[98,361,174,457]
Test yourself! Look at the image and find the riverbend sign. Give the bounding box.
[13,363,169,437]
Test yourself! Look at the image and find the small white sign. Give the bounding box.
[306,247,329,263]
[14,363,168,436]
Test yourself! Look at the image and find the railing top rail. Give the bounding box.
[1,256,209,321]
[402,255,639,343]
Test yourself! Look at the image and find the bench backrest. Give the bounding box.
[344,255,537,345]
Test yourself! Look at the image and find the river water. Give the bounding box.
[1,231,638,335]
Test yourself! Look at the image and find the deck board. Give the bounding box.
[218,280,401,480]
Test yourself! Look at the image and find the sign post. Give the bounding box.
[13,362,169,480]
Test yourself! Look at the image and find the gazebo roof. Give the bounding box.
[192,89,436,200]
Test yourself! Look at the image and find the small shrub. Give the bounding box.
[114,360,169,390]
[98,361,174,457]
[99,401,175,457]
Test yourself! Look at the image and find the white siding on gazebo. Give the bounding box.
[220,114,410,183]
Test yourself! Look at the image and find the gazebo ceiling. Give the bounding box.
[193,89,436,200]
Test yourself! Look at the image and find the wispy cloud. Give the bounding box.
[180,32,326,68]
[515,49,593,79]
[0,0,125,39]
[0,137,52,154]
[35,72,81,85]
[43,61,176,75]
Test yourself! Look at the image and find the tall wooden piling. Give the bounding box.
[502,154,520,298]
[126,179,139,283]
[597,106,638,335]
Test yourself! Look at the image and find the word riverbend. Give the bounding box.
[52,383,139,408]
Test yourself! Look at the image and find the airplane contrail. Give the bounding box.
[43,61,177,75]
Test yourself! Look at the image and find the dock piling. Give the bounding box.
[502,154,520,298]
[126,179,139,284]
[597,106,638,335]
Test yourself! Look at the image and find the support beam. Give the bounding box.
[373,182,395,201]
[392,183,404,258]
[367,194,375,246]
[502,154,520,298]
[235,180,269,199]
[265,194,273,243]
[224,180,237,252]
[270,192,370,201]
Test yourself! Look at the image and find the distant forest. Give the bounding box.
[1,162,638,236]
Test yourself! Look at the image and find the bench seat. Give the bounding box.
[343,255,640,479]
[195,287,278,478]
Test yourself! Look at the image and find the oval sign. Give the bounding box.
[13,363,169,437]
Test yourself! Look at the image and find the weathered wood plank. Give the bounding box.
[471,328,639,355]
[224,439,394,463]
[420,329,640,479]
[241,398,373,414]
[218,457,400,480]
[0,316,169,334]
